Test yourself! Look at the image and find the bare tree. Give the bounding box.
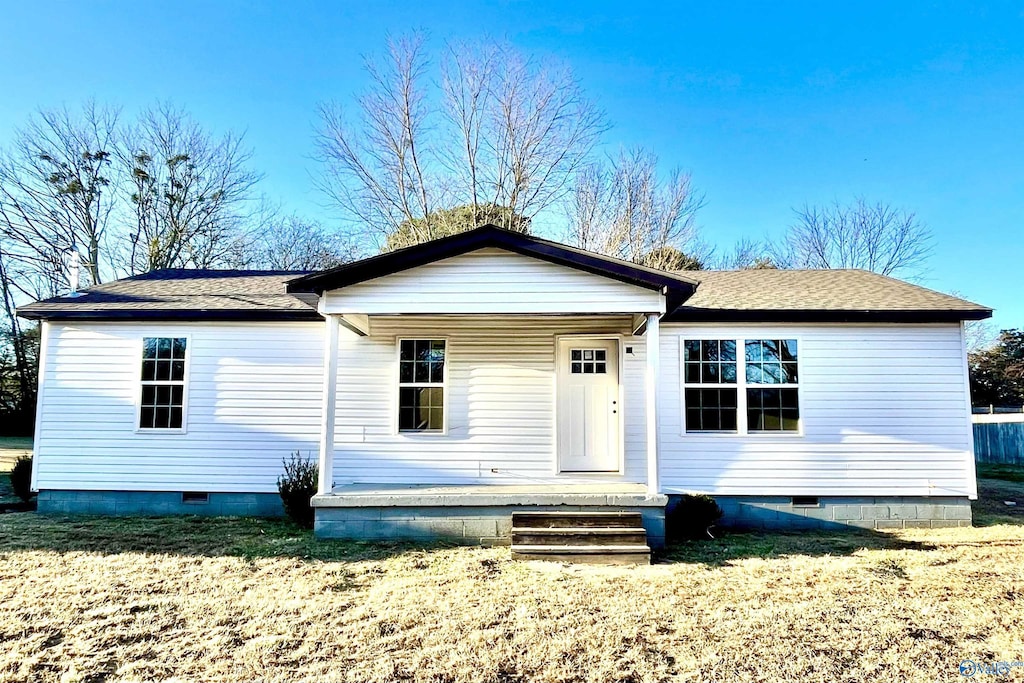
[245,214,365,270]
[714,237,777,270]
[317,34,606,248]
[0,102,120,294]
[772,198,932,278]
[565,147,706,270]
[117,102,261,273]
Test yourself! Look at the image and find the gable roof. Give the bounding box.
[15,232,992,324]
[666,269,991,322]
[17,269,321,321]
[286,224,698,296]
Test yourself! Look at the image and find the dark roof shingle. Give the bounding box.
[17,269,321,321]
[665,269,991,322]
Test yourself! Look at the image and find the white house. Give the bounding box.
[18,226,991,549]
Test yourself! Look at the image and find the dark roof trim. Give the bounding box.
[17,309,323,322]
[664,308,993,324]
[287,224,697,295]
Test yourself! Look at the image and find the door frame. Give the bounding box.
[553,334,625,475]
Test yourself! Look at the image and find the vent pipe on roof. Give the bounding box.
[67,251,82,297]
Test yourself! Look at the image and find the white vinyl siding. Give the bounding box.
[320,248,665,315]
[329,315,648,485]
[34,322,323,493]
[659,324,976,498]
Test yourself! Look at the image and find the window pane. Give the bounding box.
[141,360,156,382]
[746,363,764,384]
[583,350,594,360]
[745,340,763,362]
[143,338,158,360]
[399,361,414,383]
[571,349,582,361]
[399,387,443,432]
[171,385,184,406]
[761,340,780,362]
[571,362,582,374]
[156,385,171,405]
[414,361,430,383]
[172,338,187,359]
[781,339,798,361]
[400,340,415,362]
[720,340,736,362]
[783,362,798,383]
[157,337,172,359]
[155,361,171,382]
[140,407,155,429]
[155,407,170,428]
[684,340,701,361]
[595,362,606,374]
[171,360,185,382]
[141,385,156,406]
[583,363,594,374]
[701,363,719,383]
[684,362,701,383]
[721,363,737,383]
[595,350,606,361]
[761,363,782,384]
[429,361,444,383]
[701,340,719,362]
[169,407,183,429]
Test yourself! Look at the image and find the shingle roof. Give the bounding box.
[665,269,991,322]
[17,269,321,321]
[16,261,992,324]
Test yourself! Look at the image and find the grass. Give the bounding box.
[0,479,1022,682]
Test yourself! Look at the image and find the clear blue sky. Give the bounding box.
[1,1,1021,328]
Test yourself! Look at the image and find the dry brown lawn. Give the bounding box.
[1,477,1023,683]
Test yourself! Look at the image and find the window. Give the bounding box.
[745,339,799,432]
[570,348,607,374]
[683,340,738,432]
[398,339,446,432]
[140,337,187,430]
[683,338,799,434]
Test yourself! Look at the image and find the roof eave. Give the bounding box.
[16,308,323,322]
[663,308,994,323]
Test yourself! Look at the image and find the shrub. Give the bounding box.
[277,452,318,529]
[9,455,34,503]
[666,494,723,541]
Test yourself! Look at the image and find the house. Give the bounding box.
[18,225,991,550]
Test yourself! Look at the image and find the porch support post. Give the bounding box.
[318,314,340,495]
[645,312,660,495]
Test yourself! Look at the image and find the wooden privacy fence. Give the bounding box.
[973,421,1024,465]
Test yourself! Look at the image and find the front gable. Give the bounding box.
[288,226,695,316]
[318,247,668,315]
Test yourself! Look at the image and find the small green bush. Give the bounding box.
[10,455,34,503]
[666,494,723,541]
[277,452,318,529]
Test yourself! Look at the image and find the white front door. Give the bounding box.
[557,339,621,472]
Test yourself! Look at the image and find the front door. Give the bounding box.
[557,339,620,472]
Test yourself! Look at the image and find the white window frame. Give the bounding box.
[395,337,449,436]
[135,334,191,434]
[680,336,803,437]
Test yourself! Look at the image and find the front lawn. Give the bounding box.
[1,479,1022,683]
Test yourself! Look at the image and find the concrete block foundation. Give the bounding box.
[705,495,972,530]
[37,490,284,517]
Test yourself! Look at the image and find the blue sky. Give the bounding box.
[0,1,1021,328]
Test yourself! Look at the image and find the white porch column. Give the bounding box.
[318,314,340,495]
[645,312,660,495]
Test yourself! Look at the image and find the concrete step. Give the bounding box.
[511,511,643,529]
[511,526,648,546]
[511,544,651,565]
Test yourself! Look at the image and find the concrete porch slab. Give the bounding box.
[311,483,668,508]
